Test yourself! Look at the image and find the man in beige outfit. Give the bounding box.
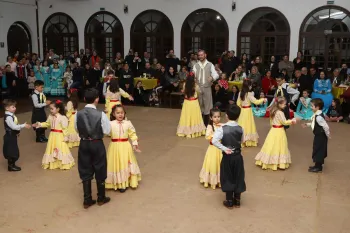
[192,50,219,125]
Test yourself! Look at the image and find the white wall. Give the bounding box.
[3,0,350,61]
[0,0,37,62]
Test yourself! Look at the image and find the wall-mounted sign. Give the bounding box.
[0,42,4,48]
[327,1,334,4]
[100,7,105,11]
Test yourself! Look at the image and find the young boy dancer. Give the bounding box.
[31,80,51,142]
[75,88,111,209]
[3,99,31,171]
[212,105,246,209]
[269,76,299,129]
[302,98,330,173]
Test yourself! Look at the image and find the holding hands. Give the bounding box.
[24,123,31,129]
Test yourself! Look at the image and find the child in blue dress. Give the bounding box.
[50,63,64,96]
[295,90,313,120]
[311,71,333,112]
[252,91,268,117]
[42,61,51,94]
[33,60,43,81]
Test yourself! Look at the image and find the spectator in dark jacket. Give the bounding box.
[221,50,238,76]
[165,50,180,73]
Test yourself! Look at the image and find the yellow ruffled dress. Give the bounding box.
[65,101,80,148]
[38,114,75,170]
[105,87,130,120]
[237,92,265,147]
[105,120,141,190]
[255,110,293,170]
[176,86,206,138]
[199,123,223,189]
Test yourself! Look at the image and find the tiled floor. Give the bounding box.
[0,105,349,233]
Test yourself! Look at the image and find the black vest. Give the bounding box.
[4,114,20,135]
[276,84,290,103]
[313,113,325,135]
[221,124,243,152]
[76,107,104,140]
[33,93,45,108]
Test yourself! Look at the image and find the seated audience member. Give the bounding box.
[228,85,239,105]
[299,67,314,94]
[261,70,277,96]
[212,83,226,110]
[218,73,229,91]
[164,66,180,93]
[133,80,146,106]
[151,58,158,70]
[121,83,133,105]
[326,98,343,122]
[248,66,261,87]
[119,63,134,90]
[149,90,159,106]
[154,63,163,81]
[142,62,155,78]
[178,66,188,82]
[311,71,333,112]
[229,65,246,81]
[331,68,342,87]
[214,64,223,76]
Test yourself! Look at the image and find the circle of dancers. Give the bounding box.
[3,51,330,210]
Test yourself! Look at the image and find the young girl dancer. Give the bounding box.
[33,60,43,81]
[64,66,73,91]
[27,70,36,95]
[199,108,223,189]
[50,63,64,96]
[105,79,134,119]
[34,100,75,170]
[65,90,80,148]
[42,61,51,94]
[255,97,298,170]
[295,90,313,120]
[237,79,267,147]
[105,105,141,192]
[252,91,268,117]
[176,76,206,138]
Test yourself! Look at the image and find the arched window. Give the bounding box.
[7,22,32,56]
[181,9,228,61]
[43,13,78,57]
[85,11,124,63]
[237,7,290,65]
[299,6,350,69]
[130,10,173,62]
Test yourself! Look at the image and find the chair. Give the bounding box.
[169,92,184,108]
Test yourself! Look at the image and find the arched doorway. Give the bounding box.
[181,9,229,61]
[43,13,79,57]
[237,7,290,64]
[85,11,124,63]
[130,10,173,62]
[7,22,32,56]
[299,6,350,69]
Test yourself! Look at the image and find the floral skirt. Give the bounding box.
[105,141,141,190]
[199,144,223,189]
[255,127,291,171]
[176,99,206,138]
